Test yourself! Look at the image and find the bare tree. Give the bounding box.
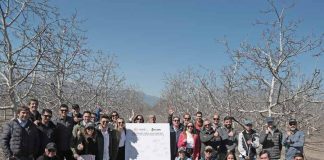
[0,0,57,111]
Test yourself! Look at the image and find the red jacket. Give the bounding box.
[177,132,201,160]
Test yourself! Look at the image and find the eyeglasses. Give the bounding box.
[289,122,296,126]
[213,118,220,120]
[43,115,52,118]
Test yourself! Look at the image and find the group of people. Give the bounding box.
[0,99,305,160]
[167,110,305,160]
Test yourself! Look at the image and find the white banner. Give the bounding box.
[125,123,171,160]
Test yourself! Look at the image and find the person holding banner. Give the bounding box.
[178,121,201,160]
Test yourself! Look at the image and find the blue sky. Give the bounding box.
[52,0,324,97]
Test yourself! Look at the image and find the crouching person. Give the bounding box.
[37,142,59,160]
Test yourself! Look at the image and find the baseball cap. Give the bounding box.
[289,118,297,123]
[205,146,213,152]
[244,119,253,125]
[46,142,57,151]
[85,122,96,129]
[178,147,186,153]
[265,117,274,123]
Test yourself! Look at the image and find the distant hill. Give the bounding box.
[143,93,160,107]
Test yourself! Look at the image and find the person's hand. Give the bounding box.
[34,120,40,125]
[265,128,270,134]
[73,154,79,159]
[129,109,135,121]
[247,140,252,145]
[168,107,175,115]
[228,131,234,137]
[214,131,219,137]
[77,143,84,150]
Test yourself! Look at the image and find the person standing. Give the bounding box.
[36,109,56,157]
[199,119,222,159]
[211,113,221,131]
[71,122,99,160]
[1,106,40,160]
[70,104,83,124]
[178,121,201,160]
[194,111,203,132]
[28,98,42,125]
[259,117,282,160]
[54,104,74,160]
[97,115,119,160]
[170,115,184,160]
[238,119,260,160]
[116,118,126,160]
[217,116,238,155]
[282,119,304,160]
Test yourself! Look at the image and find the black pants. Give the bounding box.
[116,146,125,160]
[57,149,74,160]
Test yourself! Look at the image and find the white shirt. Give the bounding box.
[119,129,126,147]
[17,118,27,128]
[186,132,194,148]
[101,130,110,160]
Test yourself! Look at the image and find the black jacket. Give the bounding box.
[54,116,74,151]
[0,119,40,159]
[37,121,56,156]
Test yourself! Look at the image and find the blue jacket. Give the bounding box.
[282,130,304,160]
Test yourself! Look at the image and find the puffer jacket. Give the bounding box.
[259,128,282,159]
[0,119,40,159]
[37,121,56,156]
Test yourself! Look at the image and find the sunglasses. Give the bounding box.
[60,109,68,112]
[213,118,220,120]
[289,122,296,126]
[205,150,213,153]
[43,115,52,118]
[173,119,180,122]
[118,121,124,123]
[101,120,109,123]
